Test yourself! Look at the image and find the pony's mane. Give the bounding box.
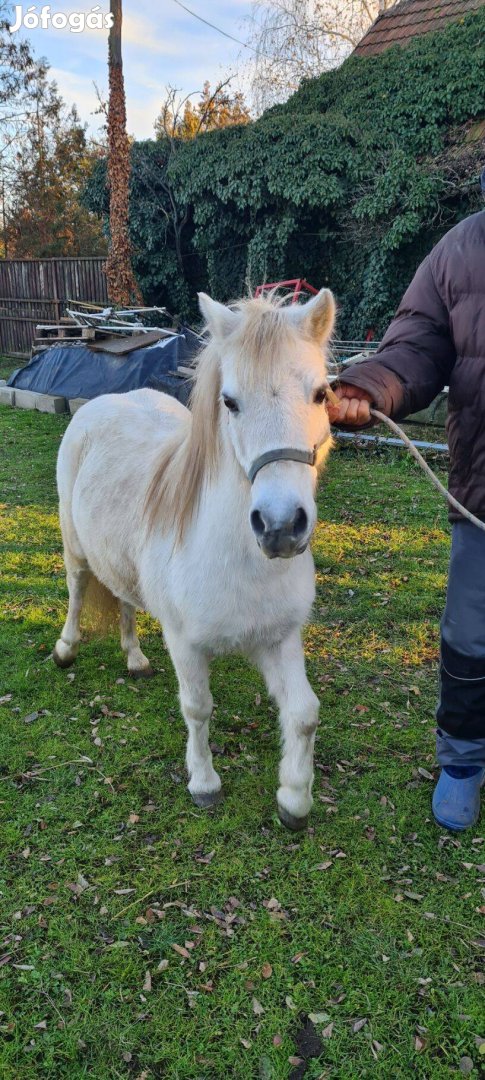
[145,292,320,543]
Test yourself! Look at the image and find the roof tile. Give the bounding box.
[354,0,483,55]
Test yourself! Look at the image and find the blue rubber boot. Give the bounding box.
[432,766,485,831]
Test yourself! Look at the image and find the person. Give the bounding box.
[327,183,485,831]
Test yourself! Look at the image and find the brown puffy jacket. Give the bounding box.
[340,209,485,521]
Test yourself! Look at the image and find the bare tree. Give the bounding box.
[245,0,396,111]
[105,0,142,305]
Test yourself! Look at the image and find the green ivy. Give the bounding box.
[84,9,485,335]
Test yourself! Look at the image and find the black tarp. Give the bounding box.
[8,327,201,405]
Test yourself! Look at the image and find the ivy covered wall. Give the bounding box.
[84,8,485,337]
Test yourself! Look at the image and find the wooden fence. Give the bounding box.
[0,258,108,359]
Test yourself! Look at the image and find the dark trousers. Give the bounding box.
[437,522,485,767]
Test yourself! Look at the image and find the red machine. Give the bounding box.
[254,279,319,303]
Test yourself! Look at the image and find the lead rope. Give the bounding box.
[369,408,485,534]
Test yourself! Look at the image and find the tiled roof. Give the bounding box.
[354,0,484,56]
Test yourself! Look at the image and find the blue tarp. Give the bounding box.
[8,327,200,405]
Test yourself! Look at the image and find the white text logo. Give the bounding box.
[10,5,114,33]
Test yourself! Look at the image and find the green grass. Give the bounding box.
[0,406,484,1080]
[0,356,25,382]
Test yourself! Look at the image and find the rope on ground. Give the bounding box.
[370,408,485,534]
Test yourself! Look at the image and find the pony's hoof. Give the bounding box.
[191,788,223,809]
[277,804,309,832]
[129,666,156,680]
[53,646,76,669]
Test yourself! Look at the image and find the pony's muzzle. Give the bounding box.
[250,505,309,558]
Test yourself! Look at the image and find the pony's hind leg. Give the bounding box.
[53,563,90,669]
[253,629,320,831]
[164,629,222,807]
[119,601,154,678]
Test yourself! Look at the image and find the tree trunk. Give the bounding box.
[105,0,142,306]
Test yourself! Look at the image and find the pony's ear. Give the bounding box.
[295,288,336,344]
[198,293,239,340]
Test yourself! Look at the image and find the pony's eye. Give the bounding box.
[313,386,327,405]
[223,395,239,414]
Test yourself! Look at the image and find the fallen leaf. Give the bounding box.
[261,963,272,979]
[142,971,152,993]
[418,767,434,781]
[314,861,332,871]
[415,1036,426,1052]
[352,1018,367,1033]
[252,997,265,1016]
[459,1057,474,1075]
[34,1020,47,1031]
[273,1034,282,1047]
[308,1012,330,1025]
[322,1022,334,1038]
[240,1038,251,1049]
[195,850,215,865]
[288,1057,303,1067]
[172,944,190,960]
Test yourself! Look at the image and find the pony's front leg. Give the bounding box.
[164,630,222,808]
[254,630,319,831]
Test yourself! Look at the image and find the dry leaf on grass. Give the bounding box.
[171,943,190,960]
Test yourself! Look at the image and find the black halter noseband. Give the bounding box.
[248,446,317,485]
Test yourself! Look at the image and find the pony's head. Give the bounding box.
[198,288,336,559]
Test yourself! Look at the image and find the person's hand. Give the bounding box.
[326,383,373,427]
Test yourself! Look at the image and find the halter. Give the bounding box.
[246,382,338,485]
[248,446,317,485]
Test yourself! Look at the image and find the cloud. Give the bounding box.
[122,12,189,56]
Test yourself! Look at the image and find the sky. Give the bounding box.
[5,0,255,139]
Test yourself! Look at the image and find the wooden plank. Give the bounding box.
[88,329,166,355]
[176,364,197,377]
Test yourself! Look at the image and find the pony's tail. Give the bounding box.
[83,574,119,637]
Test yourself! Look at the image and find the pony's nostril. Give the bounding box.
[293,507,308,537]
[251,509,266,537]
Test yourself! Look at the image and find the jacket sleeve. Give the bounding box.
[338,254,456,420]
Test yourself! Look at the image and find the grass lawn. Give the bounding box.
[0,356,24,382]
[0,404,483,1080]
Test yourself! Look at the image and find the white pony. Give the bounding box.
[54,289,336,829]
